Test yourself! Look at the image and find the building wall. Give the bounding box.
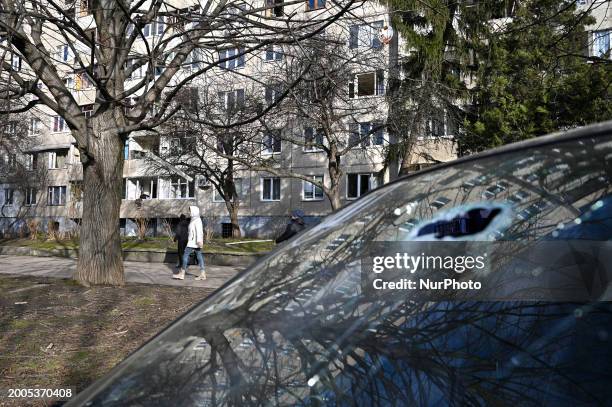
[0,0,464,238]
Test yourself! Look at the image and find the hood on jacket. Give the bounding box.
[189,206,200,218]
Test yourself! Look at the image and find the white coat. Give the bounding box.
[187,206,204,248]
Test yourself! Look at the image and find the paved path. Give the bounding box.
[0,255,243,289]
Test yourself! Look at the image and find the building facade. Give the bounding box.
[13,0,606,238]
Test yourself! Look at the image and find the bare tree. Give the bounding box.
[156,81,264,238]
[0,111,48,236]
[0,0,359,285]
[183,25,392,212]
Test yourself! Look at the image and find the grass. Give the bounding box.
[0,236,275,255]
[0,274,213,407]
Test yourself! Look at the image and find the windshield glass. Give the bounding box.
[74,133,612,406]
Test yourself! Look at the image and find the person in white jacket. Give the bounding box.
[173,205,206,280]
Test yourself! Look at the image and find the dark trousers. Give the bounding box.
[177,241,187,267]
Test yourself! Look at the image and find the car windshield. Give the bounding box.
[72,132,612,406]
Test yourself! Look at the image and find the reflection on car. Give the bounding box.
[68,122,612,407]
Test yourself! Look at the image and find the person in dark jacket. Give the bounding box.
[275,210,306,243]
[174,214,189,268]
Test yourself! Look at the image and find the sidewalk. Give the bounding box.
[0,255,243,289]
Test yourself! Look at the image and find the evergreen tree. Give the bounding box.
[385,0,611,161]
[463,0,612,153]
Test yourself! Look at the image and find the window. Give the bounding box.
[265,84,282,104]
[178,87,200,113]
[304,127,324,152]
[169,138,181,154]
[25,188,37,205]
[347,173,377,199]
[28,118,40,135]
[218,48,245,69]
[125,58,144,79]
[11,54,21,71]
[25,153,37,170]
[186,49,203,70]
[57,45,70,62]
[263,131,281,154]
[426,116,445,138]
[593,30,611,58]
[82,104,94,118]
[265,0,284,16]
[154,63,165,76]
[261,177,281,201]
[265,45,283,61]
[212,187,224,202]
[218,89,245,110]
[303,175,324,201]
[4,188,14,205]
[169,177,194,199]
[64,77,74,88]
[143,17,165,37]
[126,177,157,199]
[349,71,385,98]
[53,116,67,132]
[348,122,384,147]
[213,179,243,202]
[48,150,67,169]
[349,21,384,49]
[306,0,325,11]
[5,153,16,168]
[124,139,130,160]
[75,72,93,90]
[422,110,454,139]
[47,186,67,206]
[6,121,17,134]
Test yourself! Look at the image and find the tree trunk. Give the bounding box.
[227,201,242,238]
[74,111,125,286]
[327,148,342,211]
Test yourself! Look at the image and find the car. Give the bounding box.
[68,122,612,406]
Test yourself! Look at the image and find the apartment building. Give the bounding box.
[579,0,612,58]
[0,0,458,238]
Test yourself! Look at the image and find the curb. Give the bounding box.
[0,246,264,267]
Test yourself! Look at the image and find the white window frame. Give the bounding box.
[82,104,94,118]
[47,186,67,206]
[25,153,37,170]
[265,84,282,104]
[4,188,14,205]
[125,58,144,80]
[265,45,283,61]
[212,178,242,202]
[346,172,377,200]
[218,48,246,70]
[168,177,194,199]
[218,89,245,110]
[260,177,281,201]
[25,188,37,206]
[48,150,67,169]
[57,45,69,62]
[143,17,165,38]
[302,175,324,201]
[11,54,21,71]
[350,70,385,99]
[348,21,384,49]
[28,118,40,135]
[303,127,324,152]
[262,131,282,155]
[53,116,66,133]
[593,30,611,58]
